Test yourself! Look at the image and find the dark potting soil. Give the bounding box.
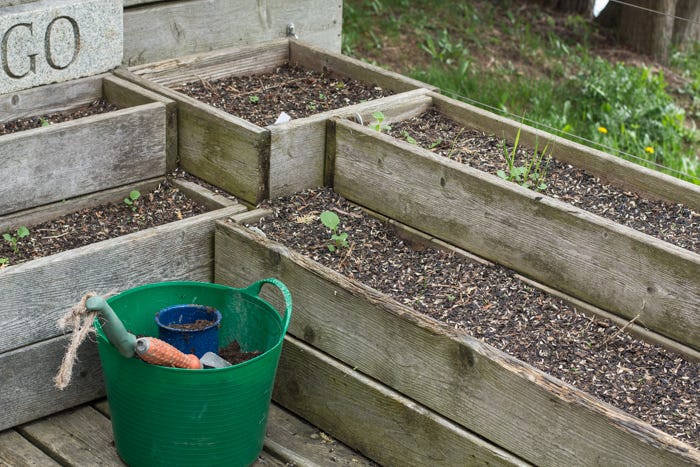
[219,340,262,366]
[252,188,699,449]
[168,319,217,331]
[174,64,394,127]
[0,98,118,136]
[385,109,700,254]
[0,177,209,268]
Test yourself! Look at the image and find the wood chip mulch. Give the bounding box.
[0,99,118,135]
[174,64,394,127]
[254,188,699,449]
[386,109,700,254]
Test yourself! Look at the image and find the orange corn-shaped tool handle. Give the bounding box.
[134,337,202,369]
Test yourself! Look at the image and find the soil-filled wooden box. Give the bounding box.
[0,175,245,431]
[215,217,699,466]
[0,74,178,219]
[117,38,436,205]
[326,91,700,354]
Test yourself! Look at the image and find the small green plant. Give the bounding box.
[0,257,9,268]
[369,111,391,132]
[39,117,51,127]
[3,226,29,254]
[319,210,349,252]
[401,130,417,144]
[249,95,260,104]
[496,127,551,191]
[123,190,141,212]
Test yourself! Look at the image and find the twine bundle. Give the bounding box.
[54,292,110,390]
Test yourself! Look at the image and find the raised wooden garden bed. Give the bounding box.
[116,38,435,204]
[0,73,179,219]
[325,91,700,354]
[215,211,699,466]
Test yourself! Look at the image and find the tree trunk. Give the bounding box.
[616,0,677,64]
[673,0,700,47]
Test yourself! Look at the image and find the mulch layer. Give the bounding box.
[254,188,699,449]
[386,109,700,254]
[0,99,118,135]
[174,64,394,127]
[0,178,208,267]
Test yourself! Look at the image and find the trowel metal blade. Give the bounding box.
[200,352,232,368]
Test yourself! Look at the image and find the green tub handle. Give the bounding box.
[243,278,293,332]
[86,295,137,359]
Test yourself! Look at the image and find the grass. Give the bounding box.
[342,0,700,184]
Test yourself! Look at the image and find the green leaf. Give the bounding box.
[2,233,11,242]
[129,190,141,201]
[496,169,507,180]
[16,226,29,238]
[320,211,340,231]
[327,244,336,252]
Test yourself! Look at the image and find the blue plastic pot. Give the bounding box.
[155,304,222,358]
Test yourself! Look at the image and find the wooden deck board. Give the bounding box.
[30,399,379,467]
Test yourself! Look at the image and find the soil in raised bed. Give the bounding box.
[384,109,700,254]
[253,188,699,449]
[0,177,209,268]
[0,98,118,136]
[174,64,394,127]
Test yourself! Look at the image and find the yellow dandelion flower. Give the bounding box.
[597,126,608,134]
[644,146,654,154]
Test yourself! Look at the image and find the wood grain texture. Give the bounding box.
[432,93,700,211]
[18,407,122,466]
[290,39,437,93]
[273,336,529,467]
[333,120,700,351]
[0,75,103,124]
[269,89,433,197]
[0,429,61,466]
[102,74,179,171]
[123,0,342,66]
[130,39,289,87]
[0,104,166,216]
[0,206,242,354]
[0,336,105,431]
[214,221,700,466]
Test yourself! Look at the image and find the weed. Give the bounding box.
[123,190,141,212]
[39,117,51,127]
[496,127,552,191]
[3,226,29,254]
[369,111,391,132]
[401,130,417,144]
[320,210,349,252]
[249,95,260,104]
[0,257,8,268]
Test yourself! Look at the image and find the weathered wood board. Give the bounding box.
[215,220,700,467]
[122,0,343,66]
[273,335,530,466]
[121,39,434,203]
[332,119,700,352]
[0,75,174,216]
[0,205,245,355]
[0,429,61,466]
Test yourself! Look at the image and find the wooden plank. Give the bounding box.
[432,93,700,211]
[271,336,529,467]
[0,206,242,354]
[129,39,290,87]
[290,39,437,94]
[0,337,105,431]
[269,89,434,198]
[332,120,700,351]
[0,75,103,124]
[0,103,166,216]
[170,179,242,210]
[102,74,179,172]
[114,67,270,205]
[214,221,700,466]
[123,0,342,66]
[0,178,162,233]
[19,407,122,466]
[0,429,61,466]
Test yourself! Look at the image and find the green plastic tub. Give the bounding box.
[95,279,292,467]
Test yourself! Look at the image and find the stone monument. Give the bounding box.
[0,0,123,94]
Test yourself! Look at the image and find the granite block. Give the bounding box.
[0,0,123,94]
